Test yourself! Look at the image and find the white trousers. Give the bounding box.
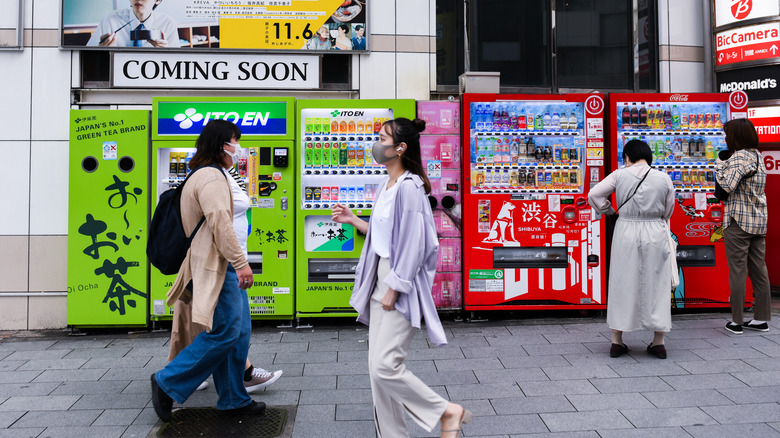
[368,258,448,437]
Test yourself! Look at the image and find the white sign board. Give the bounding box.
[715,0,780,27]
[113,52,320,89]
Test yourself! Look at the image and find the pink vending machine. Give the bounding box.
[417,101,463,310]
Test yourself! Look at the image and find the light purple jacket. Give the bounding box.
[350,171,448,347]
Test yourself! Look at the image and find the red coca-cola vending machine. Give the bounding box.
[462,93,608,312]
[608,91,752,308]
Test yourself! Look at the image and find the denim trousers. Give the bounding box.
[155,267,252,410]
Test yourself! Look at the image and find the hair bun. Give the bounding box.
[412,118,426,133]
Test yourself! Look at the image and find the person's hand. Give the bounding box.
[99,33,117,46]
[149,32,169,48]
[236,265,254,290]
[381,288,398,311]
[331,203,355,225]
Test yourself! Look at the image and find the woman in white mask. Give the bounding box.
[332,118,471,437]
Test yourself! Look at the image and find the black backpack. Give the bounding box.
[147,165,225,275]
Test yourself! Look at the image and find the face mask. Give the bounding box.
[371,141,399,165]
[224,142,241,165]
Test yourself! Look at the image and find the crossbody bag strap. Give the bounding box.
[616,167,651,213]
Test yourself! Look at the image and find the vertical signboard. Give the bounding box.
[68,110,150,327]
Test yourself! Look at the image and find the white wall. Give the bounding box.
[658,0,710,93]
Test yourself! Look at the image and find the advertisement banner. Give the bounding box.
[717,64,780,101]
[715,21,780,66]
[156,100,288,136]
[715,0,780,28]
[62,0,368,52]
[113,52,320,89]
[749,105,780,143]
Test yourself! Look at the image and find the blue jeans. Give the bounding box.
[155,267,252,410]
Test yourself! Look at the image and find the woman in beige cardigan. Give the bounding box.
[151,119,264,422]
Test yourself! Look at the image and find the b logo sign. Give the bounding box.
[731,0,752,20]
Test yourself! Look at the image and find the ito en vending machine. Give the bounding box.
[417,100,464,310]
[295,99,416,322]
[150,97,296,322]
[462,93,608,312]
[68,110,150,327]
[609,91,752,309]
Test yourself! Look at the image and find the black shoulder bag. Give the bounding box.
[714,151,759,202]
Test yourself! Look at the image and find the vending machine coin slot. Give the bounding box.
[493,247,568,269]
[308,258,359,282]
[259,147,272,166]
[247,252,263,275]
[676,245,715,267]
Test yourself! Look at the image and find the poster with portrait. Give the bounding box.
[61,0,369,52]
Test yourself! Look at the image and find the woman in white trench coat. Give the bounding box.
[588,139,676,359]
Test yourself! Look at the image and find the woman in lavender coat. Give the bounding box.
[332,118,471,437]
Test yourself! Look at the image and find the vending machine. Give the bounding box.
[68,109,150,327]
[417,100,464,310]
[609,91,752,309]
[150,97,296,321]
[461,93,607,311]
[295,99,416,320]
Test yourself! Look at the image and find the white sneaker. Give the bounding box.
[244,367,282,392]
[196,381,209,391]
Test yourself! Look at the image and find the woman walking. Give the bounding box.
[332,118,471,437]
[588,139,676,359]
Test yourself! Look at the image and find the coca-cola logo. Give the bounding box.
[730,0,752,20]
[729,90,748,109]
[585,95,604,115]
[670,94,689,102]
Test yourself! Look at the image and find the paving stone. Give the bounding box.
[11,409,103,427]
[0,395,79,411]
[690,346,770,360]
[30,368,107,383]
[731,370,780,387]
[749,344,780,357]
[70,392,152,409]
[268,375,336,391]
[17,358,89,371]
[335,402,371,421]
[307,340,368,352]
[303,361,366,376]
[590,376,673,393]
[701,402,780,424]
[505,324,570,335]
[122,347,168,358]
[485,334,552,347]
[280,331,339,343]
[271,351,339,364]
[676,359,758,374]
[716,385,780,404]
[563,351,638,365]
[524,343,592,356]
[334,350,368,362]
[0,360,25,372]
[473,367,548,384]
[621,406,718,427]
[665,328,730,340]
[461,345,529,359]
[248,341,308,354]
[0,427,44,438]
[705,335,779,348]
[0,341,57,351]
[62,347,132,359]
[3,349,72,361]
[51,339,113,349]
[771,422,780,433]
[0,411,24,428]
[433,336,490,347]
[291,420,376,438]
[131,407,159,425]
[515,432,599,438]
[744,357,780,371]
[299,388,372,405]
[413,370,478,386]
[92,408,142,426]
[108,337,168,348]
[463,413,549,435]
[607,361,690,377]
[684,423,780,438]
[449,326,513,337]
[270,362,304,377]
[295,404,335,422]
[78,357,151,370]
[566,392,654,411]
[491,395,576,415]
[543,364,620,380]
[405,360,438,374]
[37,425,127,438]
[0,382,59,397]
[500,355,570,369]
[100,367,155,381]
[660,373,748,390]
[336,329,369,341]
[596,427,693,438]
[520,380,599,397]
[120,424,155,438]
[543,332,610,344]
[336,373,371,389]
[541,409,633,431]
[446,382,523,400]
[433,357,505,372]
[642,388,733,408]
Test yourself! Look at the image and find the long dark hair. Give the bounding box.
[723,118,759,152]
[383,117,431,194]
[189,119,241,170]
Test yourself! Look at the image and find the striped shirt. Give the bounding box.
[714,149,767,235]
[227,166,248,194]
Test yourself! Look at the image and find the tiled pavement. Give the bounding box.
[1,305,779,438]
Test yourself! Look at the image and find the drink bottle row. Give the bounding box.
[303,184,379,207]
[622,135,724,164]
[473,136,581,165]
[664,168,716,188]
[303,141,386,171]
[619,102,724,131]
[167,151,248,182]
[472,168,582,191]
[304,116,390,135]
[470,102,580,132]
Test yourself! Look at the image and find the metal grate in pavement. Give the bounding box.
[158,407,287,437]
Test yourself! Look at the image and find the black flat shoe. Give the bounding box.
[151,373,173,423]
[220,400,266,416]
[647,343,667,359]
[609,343,629,358]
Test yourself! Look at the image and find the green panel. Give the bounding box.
[68,110,150,327]
[152,97,295,142]
[294,99,416,317]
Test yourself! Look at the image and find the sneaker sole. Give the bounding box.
[743,326,769,332]
[725,327,742,334]
[245,371,282,392]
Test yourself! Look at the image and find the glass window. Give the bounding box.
[436,0,465,88]
[555,0,631,89]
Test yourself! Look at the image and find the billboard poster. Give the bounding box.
[714,0,780,28]
[61,0,368,52]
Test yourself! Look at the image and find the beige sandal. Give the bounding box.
[441,409,472,436]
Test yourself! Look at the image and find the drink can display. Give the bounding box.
[305,143,314,167]
[330,118,339,134]
[322,186,331,201]
[330,142,340,165]
[330,186,339,201]
[569,170,579,186]
[510,169,519,187]
[348,187,357,201]
[357,186,365,201]
[304,187,313,200]
[355,146,365,167]
[681,169,690,185]
[569,147,578,161]
[339,143,348,165]
[696,113,705,129]
[314,118,323,134]
[544,170,553,186]
[672,171,682,186]
[705,113,714,129]
[553,145,562,163]
[313,142,322,167]
[536,170,545,187]
[313,187,322,201]
[340,187,348,201]
[305,118,314,134]
[561,147,569,162]
[502,169,510,185]
[364,147,374,167]
[347,144,356,166]
[706,170,714,183]
[698,170,707,185]
[322,142,331,167]
[475,170,485,187]
[322,117,331,134]
[552,171,561,187]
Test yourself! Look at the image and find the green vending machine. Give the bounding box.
[150,97,296,322]
[67,110,150,327]
[295,99,416,322]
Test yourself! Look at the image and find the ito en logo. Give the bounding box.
[730,0,752,20]
[173,108,204,129]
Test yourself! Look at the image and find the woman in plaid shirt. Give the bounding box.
[715,118,771,334]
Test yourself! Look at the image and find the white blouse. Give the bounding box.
[370,180,400,258]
